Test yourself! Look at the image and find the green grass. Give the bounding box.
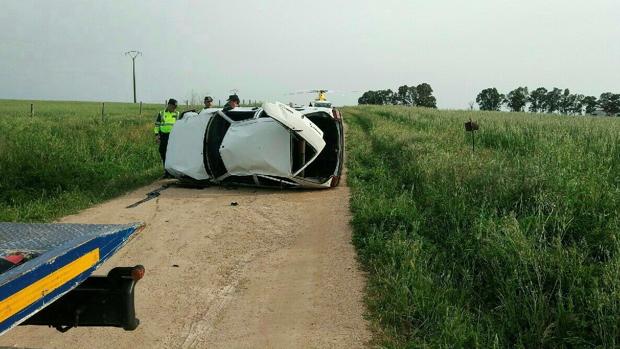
[0,99,170,222]
[343,106,620,348]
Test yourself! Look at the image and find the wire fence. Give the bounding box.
[0,99,265,120]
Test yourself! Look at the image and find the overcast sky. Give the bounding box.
[1,0,618,108]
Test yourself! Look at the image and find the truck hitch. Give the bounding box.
[22,265,145,332]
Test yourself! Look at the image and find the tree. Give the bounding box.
[395,85,417,106]
[505,87,529,112]
[583,96,598,115]
[568,94,585,115]
[414,83,437,108]
[544,88,563,114]
[528,87,547,113]
[476,88,504,111]
[358,91,382,105]
[357,91,371,104]
[359,84,438,107]
[379,89,394,105]
[358,89,395,105]
[599,92,620,116]
[558,89,581,115]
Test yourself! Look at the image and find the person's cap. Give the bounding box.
[204,96,213,102]
[227,94,240,103]
[167,98,178,106]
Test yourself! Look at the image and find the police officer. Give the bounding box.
[203,96,214,111]
[223,94,240,112]
[154,98,179,178]
[200,96,213,113]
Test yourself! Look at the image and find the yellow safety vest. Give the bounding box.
[154,110,179,134]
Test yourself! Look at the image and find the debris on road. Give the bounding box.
[126,185,171,208]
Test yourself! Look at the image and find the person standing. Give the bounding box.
[202,96,214,111]
[154,98,179,178]
[222,94,240,112]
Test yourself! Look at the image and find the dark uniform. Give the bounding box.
[223,94,240,112]
[154,99,180,177]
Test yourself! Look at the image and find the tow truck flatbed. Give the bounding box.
[0,222,144,335]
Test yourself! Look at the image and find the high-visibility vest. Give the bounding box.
[154,110,179,134]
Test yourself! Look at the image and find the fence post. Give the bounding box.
[101,102,105,121]
[139,101,143,115]
[30,103,34,117]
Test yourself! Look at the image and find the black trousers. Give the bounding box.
[158,132,170,168]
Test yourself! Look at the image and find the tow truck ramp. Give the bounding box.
[0,223,145,335]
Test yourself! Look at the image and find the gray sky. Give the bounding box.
[1,0,618,109]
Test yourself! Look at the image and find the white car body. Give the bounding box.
[165,102,344,189]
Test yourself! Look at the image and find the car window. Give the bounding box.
[225,111,255,122]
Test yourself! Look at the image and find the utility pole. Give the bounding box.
[125,50,142,103]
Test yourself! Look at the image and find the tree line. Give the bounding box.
[476,87,620,116]
[358,83,437,108]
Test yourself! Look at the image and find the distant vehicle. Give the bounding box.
[293,89,333,108]
[165,102,344,189]
[311,100,333,108]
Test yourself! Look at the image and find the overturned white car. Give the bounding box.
[165,102,344,189]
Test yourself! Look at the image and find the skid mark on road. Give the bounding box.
[176,255,252,349]
[179,280,240,348]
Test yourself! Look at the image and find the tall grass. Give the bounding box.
[0,100,165,222]
[343,106,620,348]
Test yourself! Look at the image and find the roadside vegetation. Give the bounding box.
[344,105,620,348]
[0,100,165,222]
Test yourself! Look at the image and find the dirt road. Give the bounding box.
[0,179,370,348]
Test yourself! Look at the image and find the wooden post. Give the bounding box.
[101,102,105,121]
[139,101,143,115]
[30,103,34,117]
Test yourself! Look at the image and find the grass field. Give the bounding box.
[3,99,620,346]
[0,99,170,222]
[343,106,620,348]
